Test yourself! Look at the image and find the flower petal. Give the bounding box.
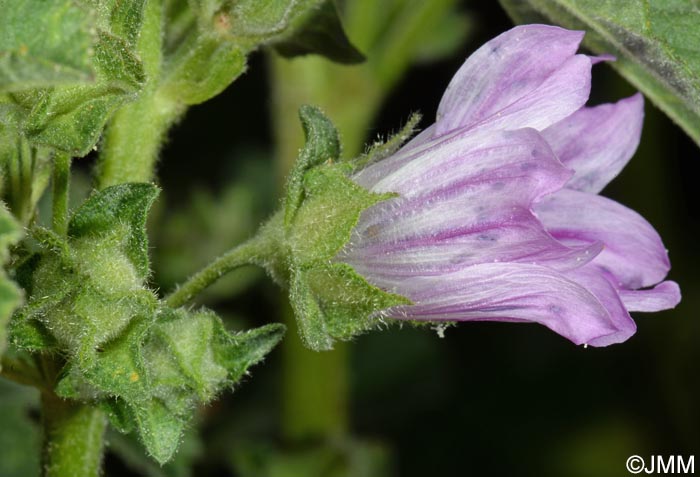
[340,208,602,279]
[357,128,570,197]
[542,93,644,193]
[343,128,589,273]
[562,266,637,346]
[435,25,589,134]
[378,262,623,346]
[619,281,681,312]
[534,188,670,288]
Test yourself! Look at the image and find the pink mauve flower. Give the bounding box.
[338,24,680,346]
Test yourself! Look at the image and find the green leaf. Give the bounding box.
[69,183,159,279]
[160,35,247,106]
[133,399,187,465]
[284,105,341,227]
[274,0,365,64]
[138,317,283,463]
[306,263,410,341]
[93,31,147,90]
[0,0,148,155]
[95,0,148,48]
[499,0,700,147]
[11,185,160,360]
[289,268,333,350]
[20,86,125,155]
[226,0,324,47]
[220,322,288,382]
[0,204,22,359]
[0,0,96,91]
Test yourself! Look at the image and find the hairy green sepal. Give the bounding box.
[283,107,410,351]
[9,184,285,464]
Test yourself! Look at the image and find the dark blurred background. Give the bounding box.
[153,1,700,476]
[3,2,698,477]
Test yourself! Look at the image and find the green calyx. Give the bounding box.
[9,183,285,464]
[279,106,411,351]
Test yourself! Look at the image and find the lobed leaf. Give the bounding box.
[69,183,159,279]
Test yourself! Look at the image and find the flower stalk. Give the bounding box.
[165,220,282,308]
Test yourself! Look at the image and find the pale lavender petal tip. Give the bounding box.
[436,25,587,135]
[543,93,644,193]
[620,281,681,312]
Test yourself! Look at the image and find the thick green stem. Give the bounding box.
[51,153,70,236]
[282,308,348,439]
[97,91,180,188]
[96,0,182,188]
[41,393,107,477]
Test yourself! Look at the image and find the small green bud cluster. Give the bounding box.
[10,184,284,463]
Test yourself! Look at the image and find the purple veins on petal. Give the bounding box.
[436,25,587,134]
[542,93,644,193]
[534,188,670,289]
[356,128,571,201]
[379,262,627,347]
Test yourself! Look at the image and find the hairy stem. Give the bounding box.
[41,393,106,477]
[165,224,280,308]
[51,153,71,236]
[96,0,182,188]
